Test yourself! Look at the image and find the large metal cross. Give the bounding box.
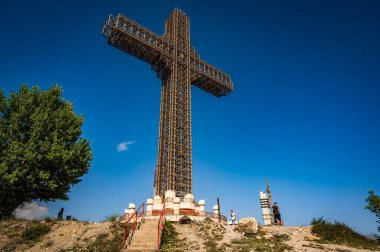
[102,8,233,198]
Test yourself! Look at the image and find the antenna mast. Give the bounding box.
[266,177,275,224]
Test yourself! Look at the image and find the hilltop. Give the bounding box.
[0,218,379,251]
[162,220,379,252]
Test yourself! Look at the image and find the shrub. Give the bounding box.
[311,216,327,225]
[105,214,119,222]
[311,217,380,250]
[365,190,380,235]
[273,233,290,241]
[22,222,51,241]
[161,221,176,247]
[231,232,293,252]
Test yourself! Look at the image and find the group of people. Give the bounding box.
[229,202,283,225]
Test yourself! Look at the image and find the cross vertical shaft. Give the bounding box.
[155,9,192,198]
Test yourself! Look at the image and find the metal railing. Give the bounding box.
[122,203,145,249]
[157,202,166,249]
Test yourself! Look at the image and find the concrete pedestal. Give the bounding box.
[127,190,213,222]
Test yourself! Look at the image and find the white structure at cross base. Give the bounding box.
[125,190,219,222]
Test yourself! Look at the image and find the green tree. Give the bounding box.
[0,84,92,218]
[365,190,380,234]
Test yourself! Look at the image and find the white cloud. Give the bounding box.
[117,140,136,152]
[15,202,49,220]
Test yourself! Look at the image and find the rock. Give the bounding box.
[304,234,321,241]
[234,217,258,234]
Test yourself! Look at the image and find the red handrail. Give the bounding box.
[122,203,145,249]
[157,202,166,249]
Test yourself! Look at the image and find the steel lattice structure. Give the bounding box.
[102,8,233,198]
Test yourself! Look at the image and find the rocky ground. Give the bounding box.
[171,219,243,251]
[26,221,112,252]
[0,219,121,252]
[164,220,380,252]
[261,225,378,252]
[1,219,379,251]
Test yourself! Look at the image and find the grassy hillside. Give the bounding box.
[311,217,380,251]
[0,219,124,252]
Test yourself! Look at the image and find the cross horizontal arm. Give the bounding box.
[103,13,233,96]
[102,14,174,67]
[190,56,233,97]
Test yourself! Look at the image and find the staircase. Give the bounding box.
[126,219,159,251]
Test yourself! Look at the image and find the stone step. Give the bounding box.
[135,229,156,233]
[138,227,157,230]
[123,248,158,252]
[142,220,158,224]
[131,227,157,231]
[134,230,157,233]
[135,229,157,233]
[129,238,157,243]
[125,219,160,251]
[130,241,157,247]
[134,231,156,234]
[132,232,156,237]
[128,222,155,226]
[138,224,157,228]
[134,222,156,225]
[134,229,157,233]
[127,244,157,250]
[122,249,159,252]
[135,228,157,232]
[134,233,156,237]
[131,236,157,241]
[126,249,158,252]
[132,237,157,244]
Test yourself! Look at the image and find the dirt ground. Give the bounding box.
[0,220,114,252]
[173,221,244,251]
[26,221,112,252]
[173,222,378,252]
[1,220,378,251]
[261,225,378,252]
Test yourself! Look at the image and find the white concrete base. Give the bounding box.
[145,214,217,222]
[125,190,228,224]
[146,190,206,217]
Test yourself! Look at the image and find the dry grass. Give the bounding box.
[311,217,380,251]
[0,219,123,252]
[230,228,292,252]
[0,219,53,251]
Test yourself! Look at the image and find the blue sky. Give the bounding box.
[1,0,379,234]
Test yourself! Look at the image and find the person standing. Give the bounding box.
[230,209,237,225]
[272,202,283,225]
[57,208,64,220]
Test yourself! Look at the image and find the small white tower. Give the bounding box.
[260,191,272,225]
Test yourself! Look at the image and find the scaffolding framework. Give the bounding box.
[102,8,233,198]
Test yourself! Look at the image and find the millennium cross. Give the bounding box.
[102,8,233,198]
